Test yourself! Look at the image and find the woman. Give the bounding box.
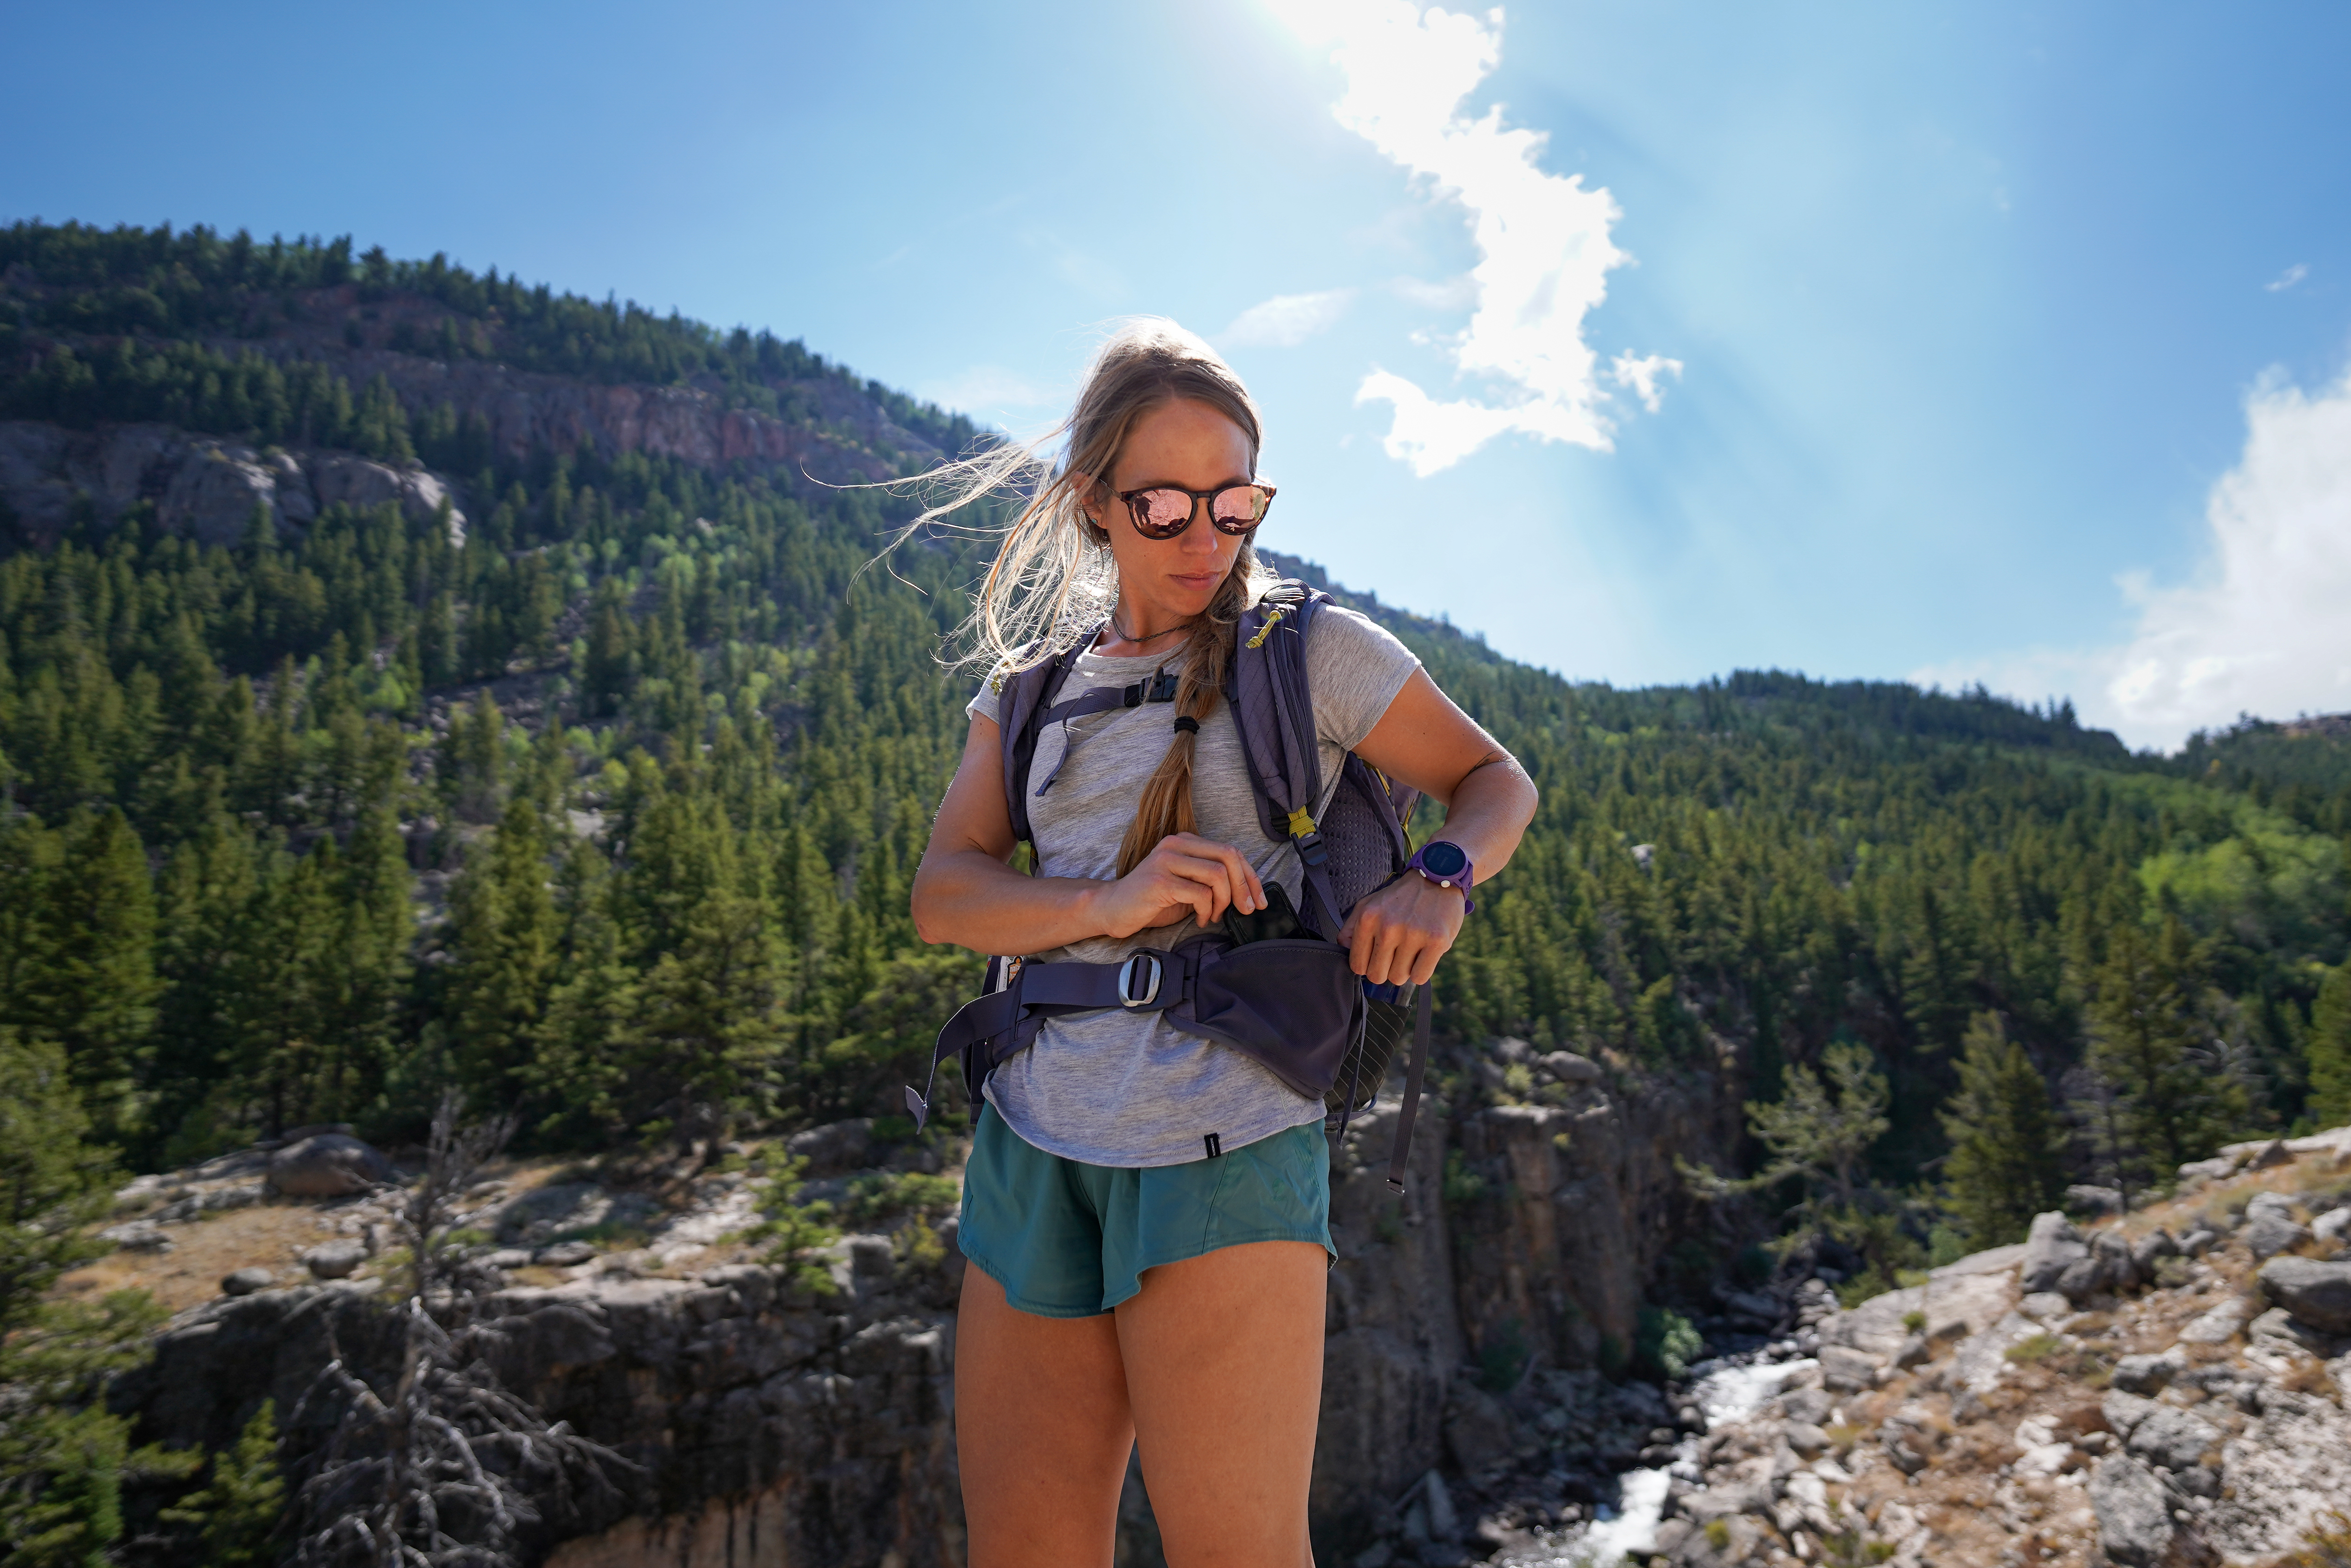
[908,319,1537,1567]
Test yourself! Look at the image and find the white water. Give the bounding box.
[1529,1356,1815,1565]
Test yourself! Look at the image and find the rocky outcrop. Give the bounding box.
[0,419,463,548]
[266,1132,397,1197]
[2258,1255,2351,1336]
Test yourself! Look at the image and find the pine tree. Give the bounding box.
[39,810,161,1142]
[445,798,558,1107]
[2086,920,2246,1186]
[1744,1040,1892,1211]
[159,1399,283,1568]
[2310,960,2351,1128]
[1940,1012,2067,1245]
[0,1030,113,1332]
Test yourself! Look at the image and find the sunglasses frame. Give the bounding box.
[1113,481,1278,541]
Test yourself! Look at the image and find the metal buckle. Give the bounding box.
[1117,952,1163,1008]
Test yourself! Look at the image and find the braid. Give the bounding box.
[1113,546,1255,877]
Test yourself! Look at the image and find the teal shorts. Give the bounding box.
[957,1104,1334,1318]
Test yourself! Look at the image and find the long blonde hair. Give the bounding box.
[888,318,1273,873]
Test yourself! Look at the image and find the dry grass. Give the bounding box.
[56,1199,366,1314]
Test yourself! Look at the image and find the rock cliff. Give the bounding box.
[95,1053,1748,1566]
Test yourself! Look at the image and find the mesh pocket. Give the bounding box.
[1325,994,1412,1115]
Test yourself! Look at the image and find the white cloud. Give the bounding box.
[1913,363,2351,751]
[2266,262,2309,293]
[1221,288,1357,348]
[1610,352,1681,414]
[1264,0,1677,475]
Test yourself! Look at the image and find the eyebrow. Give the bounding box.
[1119,474,1255,492]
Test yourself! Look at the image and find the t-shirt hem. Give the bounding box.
[988,1093,1330,1169]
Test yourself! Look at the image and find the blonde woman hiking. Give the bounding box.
[906,319,1537,1567]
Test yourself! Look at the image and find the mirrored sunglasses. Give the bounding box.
[1116,482,1277,540]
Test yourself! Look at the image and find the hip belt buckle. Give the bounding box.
[1118,951,1163,1008]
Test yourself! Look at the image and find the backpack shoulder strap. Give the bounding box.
[1230,580,1347,932]
[995,636,1090,846]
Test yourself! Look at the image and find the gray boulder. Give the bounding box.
[267,1133,396,1197]
[1538,1051,1602,1084]
[2257,1255,2351,1336]
[2089,1454,2176,1568]
[2180,1228,2219,1257]
[2243,1193,2312,1260]
[785,1117,875,1176]
[2111,1350,2186,1396]
[2020,1212,2089,1294]
[2312,1206,2351,1247]
[221,1266,274,1296]
[302,1238,370,1280]
[2069,1183,2125,1215]
[1819,1344,1879,1393]
[2131,1229,2179,1278]
[2248,1307,2349,1358]
[2176,1296,2251,1344]
[2125,1405,2221,1472]
[2092,1227,2141,1292]
[2102,1390,2159,1440]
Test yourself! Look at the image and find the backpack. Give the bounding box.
[906,580,1434,1192]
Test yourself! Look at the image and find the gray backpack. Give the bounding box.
[907,581,1433,1191]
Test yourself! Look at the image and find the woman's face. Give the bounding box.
[1089,397,1256,625]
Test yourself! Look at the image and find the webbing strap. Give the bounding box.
[1386,980,1433,1193]
[904,953,1187,1130]
[1029,667,1180,797]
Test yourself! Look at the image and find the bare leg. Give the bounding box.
[1117,1240,1327,1568]
[956,1264,1136,1568]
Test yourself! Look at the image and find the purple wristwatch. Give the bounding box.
[1406,840,1475,914]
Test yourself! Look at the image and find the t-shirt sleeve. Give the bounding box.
[1305,605,1422,752]
[966,663,1010,726]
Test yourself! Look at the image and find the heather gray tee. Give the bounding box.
[966,603,1421,1167]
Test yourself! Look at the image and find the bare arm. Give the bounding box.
[1339,668,1540,986]
[910,714,1268,955]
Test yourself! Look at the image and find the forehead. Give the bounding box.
[1115,397,1253,482]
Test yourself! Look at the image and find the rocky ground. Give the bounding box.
[1610,1129,2351,1568]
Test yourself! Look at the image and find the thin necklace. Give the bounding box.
[1106,611,1190,648]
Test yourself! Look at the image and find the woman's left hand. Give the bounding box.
[1337,872,1468,987]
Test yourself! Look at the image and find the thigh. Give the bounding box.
[1116,1240,1327,1568]
[955,1263,1135,1568]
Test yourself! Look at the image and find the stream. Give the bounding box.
[1532,1353,1817,1565]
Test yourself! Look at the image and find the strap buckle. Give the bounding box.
[1117,951,1164,1008]
[986,954,1023,995]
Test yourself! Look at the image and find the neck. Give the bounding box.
[1102,596,1194,651]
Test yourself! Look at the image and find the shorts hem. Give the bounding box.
[1097,1227,1338,1313]
[959,1245,1116,1320]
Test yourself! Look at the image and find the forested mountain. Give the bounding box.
[3,216,2349,1242]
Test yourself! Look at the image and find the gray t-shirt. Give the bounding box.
[966,604,1421,1167]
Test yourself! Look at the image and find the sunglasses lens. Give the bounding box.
[1134,490,1192,536]
[1211,486,1267,529]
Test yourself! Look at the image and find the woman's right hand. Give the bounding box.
[1092,834,1267,939]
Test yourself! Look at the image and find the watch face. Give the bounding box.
[1420,841,1468,879]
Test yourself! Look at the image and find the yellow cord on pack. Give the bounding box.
[1286,806,1317,839]
[1246,604,1292,649]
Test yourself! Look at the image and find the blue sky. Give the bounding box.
[6,0,2348,749]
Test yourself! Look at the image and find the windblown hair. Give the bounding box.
[884,318,1273,875]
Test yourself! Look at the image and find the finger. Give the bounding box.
[1367,919,1411,987]
[1216,844,1265,914]
[1172,836,1263,913]
[1409,930,1447,987]
[1159,850,1235,923]
[1347,906,1383,978]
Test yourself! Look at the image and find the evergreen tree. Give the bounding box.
[1743,1040,1892,1211]
[2086,920,2247,1187]
[159,1399,284,1568]
[2310,960,2351,1128]
[444,797,558,1107]
[1940,1012,2067,1245]
[0,1030,113,1331]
